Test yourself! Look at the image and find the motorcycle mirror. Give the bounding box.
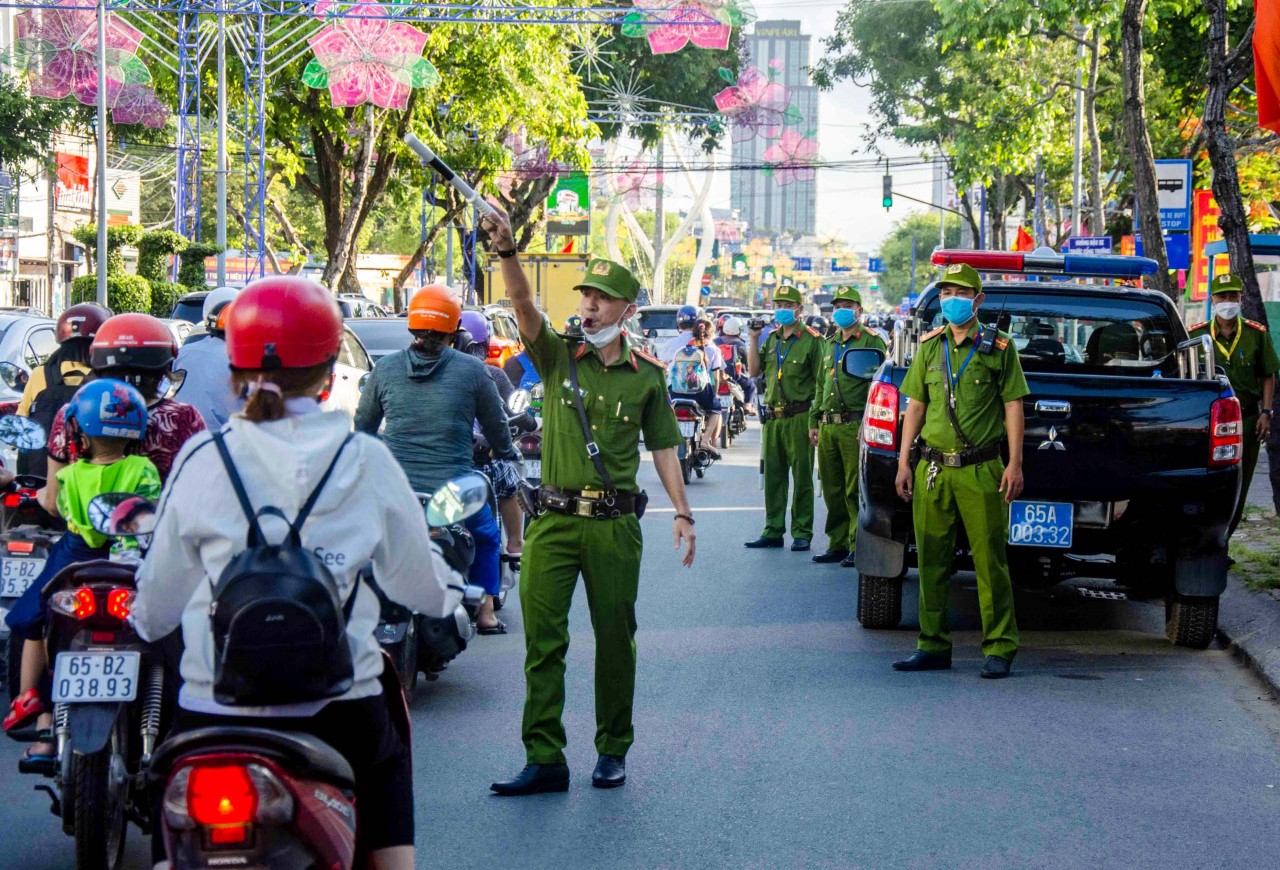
[87,492,158,538]
[0,414,46,450]
[508,390,531,415]
[358,372,371,393]
[426,472,491,527]
[0,361,30,392]
[840,347,887,381]
[161,369,187,400]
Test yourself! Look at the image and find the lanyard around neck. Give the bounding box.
[775,333,795,381]
[1212,317,1242,361]
[942,335,979,393]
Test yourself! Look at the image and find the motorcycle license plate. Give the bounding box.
[524,459,541,479]
[0,557,45,597]
[678,421,697,437]
[53,651,141,703]
[1008,501,1073,549]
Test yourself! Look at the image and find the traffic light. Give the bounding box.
[882,174,893,210]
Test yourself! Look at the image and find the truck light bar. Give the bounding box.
[931,249,1159,279]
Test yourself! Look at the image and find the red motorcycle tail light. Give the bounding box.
[6,540,34,553]
[188,765,258,827]
[50,587,97,620]
[107,588,135,620]
[674,405,699,422]
[3,494,21,508]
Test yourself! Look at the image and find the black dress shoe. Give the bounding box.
[490,763,570,796]
[790,538,811,552]
[744,536,784,549]
[811,548,848,563]
[980,656,1012,679]
[840,553,858,568]
[892,650,952,672]
[591,755,626,789]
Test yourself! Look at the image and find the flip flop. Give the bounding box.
[477,621,508,636]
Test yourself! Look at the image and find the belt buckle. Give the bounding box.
[581,488,604,499]
[574,499,595,518]
[943,454,962,468]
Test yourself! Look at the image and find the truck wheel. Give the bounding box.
[1165,592,1218,649]
[857,574,902,629]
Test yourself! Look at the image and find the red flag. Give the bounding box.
[1258,0,1280,133]
[1013,226,1035,252]
[561,238,574,254]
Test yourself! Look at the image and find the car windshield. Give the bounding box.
[918,290,1180,375]
[639,310,678,334]
[347,320,412,360]
[172,299,205,324]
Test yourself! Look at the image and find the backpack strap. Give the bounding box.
[291,433,355,536]
[211,431,269,546]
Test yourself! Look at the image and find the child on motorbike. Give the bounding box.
[2,379,161,762]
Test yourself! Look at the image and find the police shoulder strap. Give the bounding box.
[565,350,615,492]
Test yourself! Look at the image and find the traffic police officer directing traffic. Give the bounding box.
[810,287,886,566]
[1188,273,1279,539]
[893,263,1029,679]
[745,284,826,551]
[482,206,696,796]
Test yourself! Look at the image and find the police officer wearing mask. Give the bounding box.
[893,263,1029,679]
[1188,273,1279,538]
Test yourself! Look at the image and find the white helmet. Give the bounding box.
[721,316,744,337]
[203,286,240,331]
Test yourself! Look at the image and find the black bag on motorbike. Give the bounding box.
[18,360,85,476]
[208,431,358,706]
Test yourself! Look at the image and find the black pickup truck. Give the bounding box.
[849,251,1245,649]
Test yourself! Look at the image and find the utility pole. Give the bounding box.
[94,0,108,304]
[215,14,228,287]
[1071,25,1085,235]
[46,162,56,313]
[653,135,665,300]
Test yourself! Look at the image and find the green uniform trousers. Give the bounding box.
[912,457,1019,660]
[818,421,861,551]
[519,510,642,765]
[762,413,815,540]
[1229,414,1261,538]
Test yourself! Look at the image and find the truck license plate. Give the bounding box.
[0,557,45,597]
[53,651,141,703]
[678,421,697,437]
[1009,501,1073,548]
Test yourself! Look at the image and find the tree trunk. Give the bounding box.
[1120,0,1173,298]
[1086,27,1105,235]
[1202,0,1265,325]
[323,106,379,287]
[392,197,467,298]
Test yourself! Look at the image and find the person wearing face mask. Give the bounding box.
[744,285,826,552]
[482,208,695,796]
[1188,273,1279,538]
[893,262,1028,679]
[809,287,886,566]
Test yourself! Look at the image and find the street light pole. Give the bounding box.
[216,15,228,286]
[95,0,108,305]
[1071,25,1085,234]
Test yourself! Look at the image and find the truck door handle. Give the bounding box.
[1034,400,1071,417]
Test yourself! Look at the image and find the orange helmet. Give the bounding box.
[407,284,461,334]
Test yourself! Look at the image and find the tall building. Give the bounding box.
[730,20,819,238]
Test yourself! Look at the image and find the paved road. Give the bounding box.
[4,424,1280,868]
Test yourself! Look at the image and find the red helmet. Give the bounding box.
[56,303,112,343]
[226,277,342,370]
[91,314,178,372]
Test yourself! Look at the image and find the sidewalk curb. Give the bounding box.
[1216,573,1280,698]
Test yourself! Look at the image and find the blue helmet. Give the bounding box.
[677,305,699,328]
[65,379,148,441]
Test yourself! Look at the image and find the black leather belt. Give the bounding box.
[919,442,1001,468]
[820,410,860,425]
[763,400,812,421]
[539,486,637,519]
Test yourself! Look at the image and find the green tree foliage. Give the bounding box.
[71,274,152,313]
[875,213,962,304]
[176,243,223,290]
[0,74,85,177]
[72,224,143,276]
[136,230,187,284]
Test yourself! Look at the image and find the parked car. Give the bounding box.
[343,317,413,364]
[159,318,194,348]
[637,305,684,341]
[321,325,374,416]
[0,312,58,413]
[337,294,390,319]
[170,290,209,324]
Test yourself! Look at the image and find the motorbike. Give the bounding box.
[671,397,715,484]
[143,473,488,870]
[717,379,747,449]
[0,471,62,698]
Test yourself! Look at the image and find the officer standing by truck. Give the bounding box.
[1188,273,1278,538]
[745,285,826,551]
[480,207,696,796]
[810,287,886,566]
[893,263,1028,679]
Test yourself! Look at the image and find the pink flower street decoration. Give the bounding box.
[610,159,665,209]
[713,65,801,142]
[112,83,169,129]
[10,0,151,108]
[761,130,819,187]
[303,0,438,110]
[621,0,756,56]
[497,129,572,196]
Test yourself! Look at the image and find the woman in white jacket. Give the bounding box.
[133,277,460,870]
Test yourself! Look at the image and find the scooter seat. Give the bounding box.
[42,559,137,594]
[151,726,356,790]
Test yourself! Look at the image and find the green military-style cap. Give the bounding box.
[938,262,983,292]
[575,257,641,302]
[773,284,803,305]
[833,286,862,305]
[1211,273,1243,294]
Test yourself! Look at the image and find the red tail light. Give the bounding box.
[518,435,541,453]
[1209,396,1243,467]
[164,761,295,833]
[863,381,899,449]
[3,494,21,508]
[107,588,135,620]
[487,344,503,359]
[717,382,730,395]
[188,765,257,826]
[50,587,97,620]
[674,405,699,422]
[6,540,34,553]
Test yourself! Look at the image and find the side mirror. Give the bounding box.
[841,347,886,381]
[0,361,30,392]
[0,414,46,449]
[161,369,187,400]
[358,372,371,393]
[425,472,491,527]
[508,389,531,415]
[87,492,158,538]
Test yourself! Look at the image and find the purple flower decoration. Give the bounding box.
[762,130,819,187]
[12,0,151,108]
[621,0,755,56]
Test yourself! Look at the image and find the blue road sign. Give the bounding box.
[1063,236,1113,254]
[1139,159,1193,232]
[1134,233,1191,270]
[867,257,884,273]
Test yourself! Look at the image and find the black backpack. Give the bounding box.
[18,361,85,476]
[208,431,359,706]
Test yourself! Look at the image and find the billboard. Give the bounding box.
[1190,189,1230,302]
[545,172,590,236]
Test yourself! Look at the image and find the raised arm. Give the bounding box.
[481,205,541,345]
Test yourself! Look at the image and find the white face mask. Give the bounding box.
[1214,301,1241,321]
[583,309,629,348]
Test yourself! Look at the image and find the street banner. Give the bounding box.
[545,172,590,236]
[1190,189,1230,302]
[1258,0,1280,133]
[761,265,777,285]
[731,253,749,280]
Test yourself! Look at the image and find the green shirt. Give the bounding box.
[56,455,162,548]
[900,323,1030,454]
[761,325,826,407]
[521,317,681,492]
[1188,317,1280,416]
[810,327,888,425]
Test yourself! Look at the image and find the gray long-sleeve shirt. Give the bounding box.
[354,346,513,495]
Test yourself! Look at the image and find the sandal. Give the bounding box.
[3,688,45,733]
[477,621,508,636]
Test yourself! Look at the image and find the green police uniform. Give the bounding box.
[900,264,1029,660]
[1188,275,1280,538]
[758,287,826,542]
[518,258,682,765]
[809,291,886,553]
